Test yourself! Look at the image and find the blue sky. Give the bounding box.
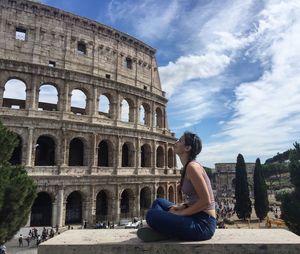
[39,0,300,167]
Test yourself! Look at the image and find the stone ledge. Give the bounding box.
[38,229,300,254]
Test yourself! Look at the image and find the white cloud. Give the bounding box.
[107,0,181,41]
[200,0,300,167]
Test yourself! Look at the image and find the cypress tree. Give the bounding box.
[234,153,252,220]
[253,158,269,221]
[281,142,300,235]
[0,120,37,243]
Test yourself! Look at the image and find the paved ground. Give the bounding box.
[5,239,37,254]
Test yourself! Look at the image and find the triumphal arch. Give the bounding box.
[0,0,181,227]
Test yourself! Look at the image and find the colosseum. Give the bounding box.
[0,0,180,228]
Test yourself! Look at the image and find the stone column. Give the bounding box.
[151,101,156,131]
[114,136,121,174]
[135,99,140,128]
[135,137,141,175]
[52,198,58,227]
[62,80,70,113]
[165,143,168,171]
[89,186,96,225]
[136,185,141,218]
[0,85,4,107]
[56,188,64,227]
[91,133,98,173]
[152,140,157,174]
[92,86,98,116]
[26,127,34,167]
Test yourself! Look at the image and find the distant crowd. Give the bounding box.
[18,226,58,248]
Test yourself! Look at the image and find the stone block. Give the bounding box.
[38,229,300,254]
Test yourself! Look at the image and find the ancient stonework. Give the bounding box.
[0,0,181,227]
[215,163,255,198]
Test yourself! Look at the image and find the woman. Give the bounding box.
[137,131,216,241]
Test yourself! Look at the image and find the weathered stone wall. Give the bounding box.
[215,163,255,197]
[0,0,180,227]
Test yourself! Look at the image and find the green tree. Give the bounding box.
[234,153,252,220]
[253,158,269,221]
[0,120,37,243]
[281,142,300,235]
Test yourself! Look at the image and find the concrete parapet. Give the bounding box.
[38,229,300,254]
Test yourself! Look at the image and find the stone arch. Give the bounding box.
[141,143,151,167]
[3,78,27,109]
[155,107,163,128]
[98,139,113,167]
[30,192,53,226]
[140,187,151,217]
[156,146,164,168]
[9,134,22,165]
[96,190,109,222]
[140,102,151,126]
[70,89,87,115]
[35,135,56,166]
[120,97,134,122]
[168,185,175,203]
[38,84,59,111]
[98,94,110,115]
[168,148,174,168]
[69,137,86,166]
[121,142,135,167]
[65,191,83,225]
[156,186,165,199]
[120,188,135,219]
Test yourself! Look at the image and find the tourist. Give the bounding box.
[18,234,23,247]
[0,242,7,254]
[137,131,216,241]
[25,235,30,246]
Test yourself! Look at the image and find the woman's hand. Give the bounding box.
[168,204,187,215]
[169,208,183,215]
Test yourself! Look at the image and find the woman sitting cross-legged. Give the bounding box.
[137,131,216,242]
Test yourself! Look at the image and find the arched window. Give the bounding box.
[3,79,26,109]
[122,142,134,167]
[120,99,130,122]
[122,143,129,167]
[30,192,52,226]
[98,140,109,167]
[65,191,82,225]
[140,187,151,217]
[155,107,163,128]
[71,89,87,115]
[156,186,164,199]
[96,190,108,222]
[139,105,145,125]
[35,136,55,166]
[120,189,134,219]
[156,146,164,168]
[98,94,110,115]
[141,103,151,126]
[38,84,58,111]
[168,148,174,168]
[69,138,84,166]
[141,144,151,167]
[168,186,174,203]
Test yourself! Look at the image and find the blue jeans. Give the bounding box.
[146,198,216,241]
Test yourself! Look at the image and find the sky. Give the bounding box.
[13,0,300,167]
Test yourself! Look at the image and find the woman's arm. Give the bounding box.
[170,162,212,216]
